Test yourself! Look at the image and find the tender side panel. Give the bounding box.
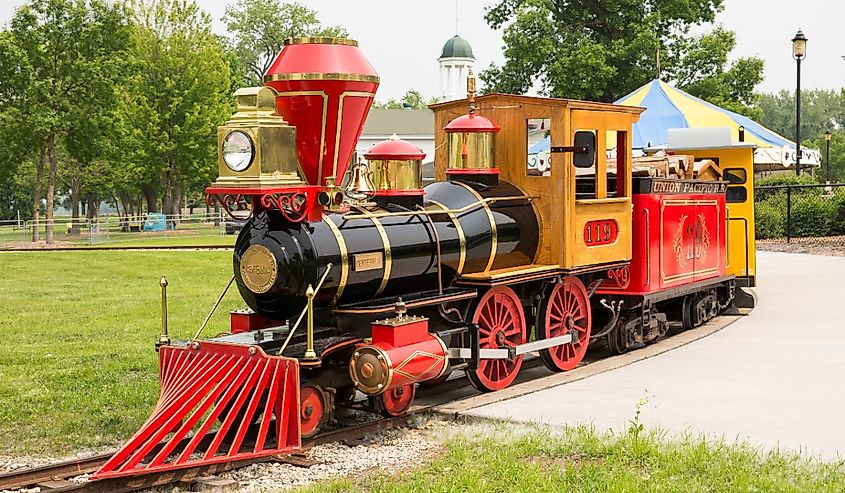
[597,178,728,296]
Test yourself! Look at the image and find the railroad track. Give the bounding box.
[0,349,607,492]
[0,411,417,493]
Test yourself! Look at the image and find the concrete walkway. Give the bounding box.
[464,251,845,459]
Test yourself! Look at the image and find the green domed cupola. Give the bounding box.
[440,35,474,59]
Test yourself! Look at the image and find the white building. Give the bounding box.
[356,35,476,181]
[438,35,475,102]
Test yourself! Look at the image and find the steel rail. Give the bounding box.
[0,349,584,492]
[8,410,426,493]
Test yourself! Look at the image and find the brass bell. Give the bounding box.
[346,157,377,202]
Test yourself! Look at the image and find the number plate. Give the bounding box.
[353,251,383,272]
[583,219,618,246]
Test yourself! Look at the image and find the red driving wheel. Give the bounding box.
[539,276,592,372]
[372,384,416,417]
[466,286,527,392]
[299,384,326,438]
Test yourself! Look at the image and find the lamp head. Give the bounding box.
[825,130,832,142]
[792,29,807,59]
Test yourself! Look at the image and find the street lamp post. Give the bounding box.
[792,29,807,176]
[825,129,832,184]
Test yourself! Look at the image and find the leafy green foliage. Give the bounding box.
[0,0,130,226]
[222,0,346,87]
[373,89,437,110]
[755,176,845,239]
[114,0,232,214]
[480,0,764,117]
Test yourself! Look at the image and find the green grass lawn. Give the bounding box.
[0,250,244,454]
[297,424,845,493]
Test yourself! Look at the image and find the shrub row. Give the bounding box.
[755,178,845,239]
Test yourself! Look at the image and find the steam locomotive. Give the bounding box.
[92,37,757,480]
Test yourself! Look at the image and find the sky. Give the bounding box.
[1,0,843,102]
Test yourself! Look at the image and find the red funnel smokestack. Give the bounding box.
[264,38,379,187]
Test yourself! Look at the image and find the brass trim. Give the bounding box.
[349,345,394,395]
[393,349,446,381]
[265,73,380,84]
[432,334,450,380]
[428,199,466,274]
[239,244,278,293]
[659,199,719,283]
[323,217,349,302]
[343,195,534,220]
[357,207,392,297]
[454,182,497,272]
[284,37,359,46]
[335,91,378,179]
[274,90,328,183]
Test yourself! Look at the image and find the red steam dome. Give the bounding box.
[444,113,500,133]
[364,135,425,161]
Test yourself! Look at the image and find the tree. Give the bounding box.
[222,0,346,87]
[758,89,844,142]
[373,89,437,110]
[5,0,129,243]
[480,0,764,115]
[807,131,845,183]
[664,28,764,119]
[116,0,231,217]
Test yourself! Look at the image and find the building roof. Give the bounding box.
[360,109,434,137]
[439,35,474,59]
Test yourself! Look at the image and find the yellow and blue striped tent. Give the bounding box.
[615,79,787,149]
[615,79,819,167]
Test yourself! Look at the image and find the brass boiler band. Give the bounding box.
[233,180,539,321]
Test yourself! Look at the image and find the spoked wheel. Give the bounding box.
[299,383,328,438]
[465,286,527,392]
[370,384,416,417]
[538,277,592,371]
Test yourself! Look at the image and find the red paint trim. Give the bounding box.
[364,138,425,160]
[446,168,500,175]
[583,219,619,246]
[373,189,424,196]
[444,113,500,132]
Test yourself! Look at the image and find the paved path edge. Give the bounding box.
[434,313,745,416]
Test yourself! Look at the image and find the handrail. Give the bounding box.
[279,262,333,355]
[341,195,536,220]
[192,275,236,341]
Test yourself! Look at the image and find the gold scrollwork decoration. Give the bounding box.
[259,192,310,223]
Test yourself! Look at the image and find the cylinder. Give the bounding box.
[349,333,448,395]
[233,180,539,320]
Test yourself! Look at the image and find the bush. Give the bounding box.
[755,195,786,239]
[789,194,835,237]
[832,187,845,235]
[756,174,818,187]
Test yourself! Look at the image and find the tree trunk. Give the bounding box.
[141,185,157,213]
[86,194,96,221]
[69,175,81,235]
[31,143,46,242]
[45,133,58,245]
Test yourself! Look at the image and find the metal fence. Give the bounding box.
[0,212,231,248]
[755,183,845,243]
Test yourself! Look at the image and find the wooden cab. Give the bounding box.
[430,94,644,273]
